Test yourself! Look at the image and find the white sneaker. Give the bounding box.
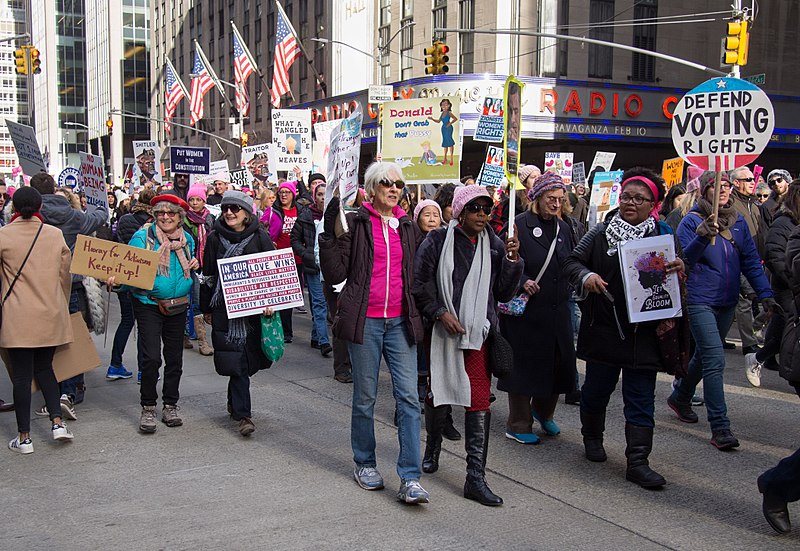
[8,436,33,454]
[60,394,77,420]
[745,353,762,387]
[52,423,74,442]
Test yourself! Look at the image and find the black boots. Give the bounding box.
[463,411,503,506]
[758,476,792,534]
[422,405,448,473]
[625,424,666,489]
[442,407,462,440]
[580,410,607,462]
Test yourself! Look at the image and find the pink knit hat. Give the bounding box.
[413,199,442,222]
[452,185,492,219]
[278,180,297,197]
[187,184,207,202]
[518,164,541,185]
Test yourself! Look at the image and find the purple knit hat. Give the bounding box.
[452,185,492,219]
[528,172,566,202]
[413,199,443,222]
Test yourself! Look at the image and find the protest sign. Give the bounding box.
[6,120,47,176]
[190,160,229,187]
[589,151,616,173]
[671,77,774,171]
[588,170,624,224]
[312,119,341,177]
[381,97,460,183]
[70,235,159,289]
[327,104,362,209]
[476,145,505,188]
[503,77,523,185]
[170,146,211,175]
[544,152,574,187]
[240,143,277,187]
[271,109,312,172]
[79,152,108,210]
[572,162,586,188]
[58,167,82,190]
[217,248,305,319]
[474,97,504,143]
[229,168,249,189]
[661,157,685,189]
[619,235,681,323]
[133,140,162,188]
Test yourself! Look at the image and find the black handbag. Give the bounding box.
[487,325,514,379]
[0,222,43,330]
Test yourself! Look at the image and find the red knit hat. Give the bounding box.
[151,193,190,212]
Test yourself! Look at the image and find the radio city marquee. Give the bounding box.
[301,74,796,144]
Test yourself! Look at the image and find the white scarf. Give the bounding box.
[429,221,491,407]
[604,213,656,256]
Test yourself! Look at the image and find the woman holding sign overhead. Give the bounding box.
[563,167,684,489]
[200,191,275,437]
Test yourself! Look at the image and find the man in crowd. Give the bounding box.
[761,169,792,228]
[206,178,227,205]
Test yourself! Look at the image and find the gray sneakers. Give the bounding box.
[397,479,430,504]
[161,405,183,427]
[139,406,157,433]
[353,466,385,490]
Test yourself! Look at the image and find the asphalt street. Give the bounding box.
[1,300,798,550]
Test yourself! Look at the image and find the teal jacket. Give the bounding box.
[127,225,195,306]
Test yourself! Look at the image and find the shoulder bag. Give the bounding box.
[1,222,44,330]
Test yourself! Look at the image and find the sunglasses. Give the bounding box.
[155,211,178,218]
[769,178,783,186]
[757,193,770,199]
[379,178,406,190]
[221,204,243,213]
[464,203,492,215]
[736,177,755,182]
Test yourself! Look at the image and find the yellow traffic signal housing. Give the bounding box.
[29,48,41,74]
[14,48,27,75]
[423,44,437,75]
[240,132,248,147]
[724,20,749,66]
[434,42,450,74]
[106,117,113,136]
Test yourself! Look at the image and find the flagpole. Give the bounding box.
[194,40,236,112]
[230,21,273,106]
[165,58,189,99]
[274,0,327,98]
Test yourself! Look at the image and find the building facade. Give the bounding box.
[0,0,29,177]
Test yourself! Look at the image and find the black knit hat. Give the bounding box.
[308,173,326,184]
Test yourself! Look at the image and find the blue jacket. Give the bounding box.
[677,208,772,308]
[127,225,195,306]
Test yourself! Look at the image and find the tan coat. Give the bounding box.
[0,217,73,348]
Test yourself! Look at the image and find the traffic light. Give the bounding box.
[723,20,749,66]
[29,48,41,74]
[422,41,450,75]
[106,117,113,136]
[240,132,248,147]
[14,48,27,75]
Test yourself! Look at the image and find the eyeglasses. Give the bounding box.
[736,177,755,182]
[221,204,243,213]
[155,211,178,218]
[757,193,770,199]
[619,194,654,206]
[464,203,492,215]
[719,183,733,190]
[379,178,406,190]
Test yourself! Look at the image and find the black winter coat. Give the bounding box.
[290,206,322,274]
[764,211,797,312]
[115,210,152,244]
[782,226,800,383]
[412,224,523,330]
[200,218,274,377]
[319,205,424,345]
[562,214,676,371]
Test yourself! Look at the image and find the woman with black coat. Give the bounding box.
[201,191,275,437]
[563,167,685,489]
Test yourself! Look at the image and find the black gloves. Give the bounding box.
[761,297,784,316]
[324,196,340,236]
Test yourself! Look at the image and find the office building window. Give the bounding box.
[379,0,391,83]
[588,0,614,79]
[632,0,657,82]
[400,16,413,80]
[432,0,446,42]
[459,0,475,73]
[558,0,569,76]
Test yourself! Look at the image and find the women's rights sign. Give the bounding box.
[217,248,304,319]
[271,109,312,172]
[618,235,681,324]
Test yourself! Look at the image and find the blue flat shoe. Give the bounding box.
[532,411,561,436]
[504,432,541,445]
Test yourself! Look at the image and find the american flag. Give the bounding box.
[270,6,301,108]
[189,51,215,126]
[233,32,255,117]
[164,61,186,135]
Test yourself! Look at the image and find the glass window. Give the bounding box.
[589,0,614,79]
[632,0,657,82]
[432,0,446,42]
[459,0,475,74]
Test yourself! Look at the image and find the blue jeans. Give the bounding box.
[110,291,135,368]
[671,304,736,431]
[347,317,421,481]
[306,273,329,346]
[581,362,657,428]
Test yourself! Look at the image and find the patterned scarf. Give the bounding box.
[604,212,656,256]
[154,224,191,278]
[186,208,210,267]
[210,233,256,345]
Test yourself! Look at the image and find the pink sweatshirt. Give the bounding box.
[364,202,406,319]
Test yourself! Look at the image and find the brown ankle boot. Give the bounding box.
[194,315,214,356]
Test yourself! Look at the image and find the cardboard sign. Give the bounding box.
[327,104,362,209]
[368,84,393,103]
[58,167,82,189]
[240,143,278,187]
[588,170,624,224]
[79,152,108,210]
[544,152,574,187]
[6,120,47,177]
[589,151,616,173]
[312,119,341,177]
[70,235,159,289]
[572,162,586,187]
[381,97,461,183]
[133,140,162,188]
[619,235,681,323]
[271,109,312,172]
[170,146,211,175]
[476,145,505,188]
[671,77,774,171]
[218,248,304,319]
[661,157,685,189]
[474,97,504,143]
[190,160,229,187]
[503,77,524,183]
